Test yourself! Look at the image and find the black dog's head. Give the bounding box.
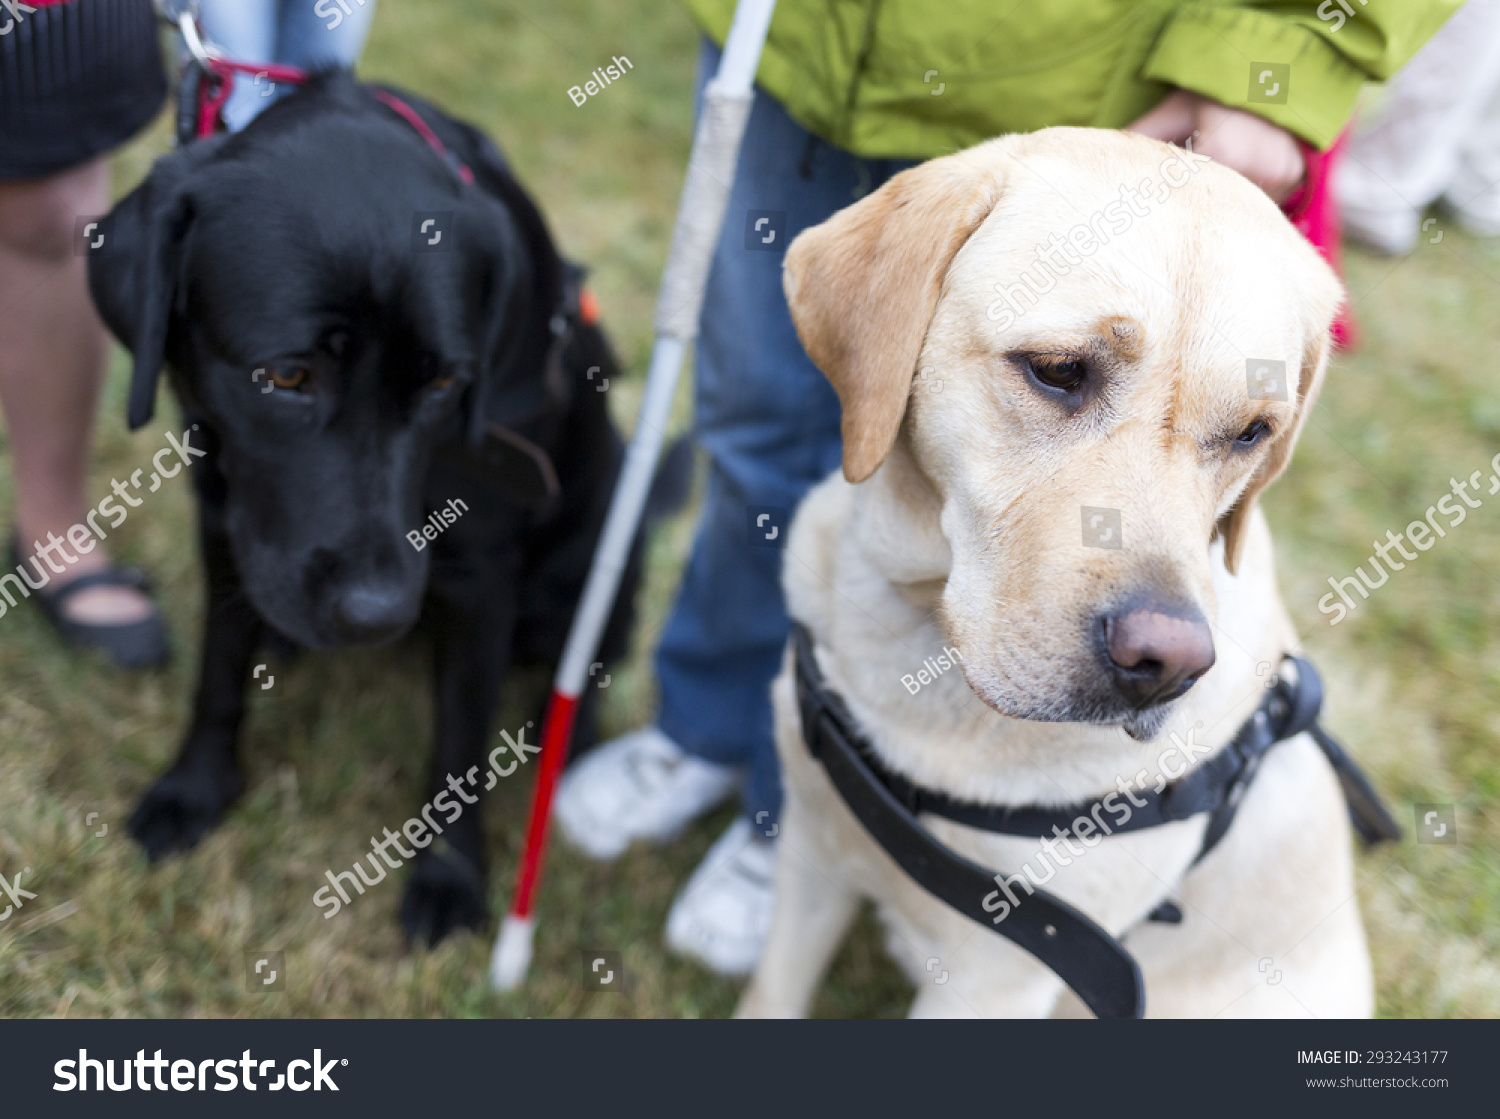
[91,72,561,649]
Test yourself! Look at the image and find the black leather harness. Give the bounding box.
[790,622,1401,1019]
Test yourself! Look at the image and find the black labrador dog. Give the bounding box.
[89,71,679,944]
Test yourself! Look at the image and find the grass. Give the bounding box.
[0,0,1495,1018]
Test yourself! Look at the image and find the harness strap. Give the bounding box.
[793,624,1145,1019]
[1310,722,1405,847]
[194,57,312,138]
[369,88,475,184]
[1193,660,1323,863]
[864,653,1399,861]
[174,13,476,191]
[792,621,1402,1017]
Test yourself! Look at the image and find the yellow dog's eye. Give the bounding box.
[1236,419,1272,446]
[1028,356,1088,392]
[271,366,309,390]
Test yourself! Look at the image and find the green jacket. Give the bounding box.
[682,0,1459,157]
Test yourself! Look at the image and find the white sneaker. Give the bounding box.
[1442,191,1500,238]
[553,725,739,860]
[665,817,776,977]
[1335,160,1421,255]
[1340,200,1421,255]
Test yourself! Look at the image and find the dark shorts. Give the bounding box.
[0,0,166,181]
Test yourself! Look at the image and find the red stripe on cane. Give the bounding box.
[510,689,581,918]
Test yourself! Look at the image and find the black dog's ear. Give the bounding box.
[455,124,569,449]
[421,109,566,321]
[88,148,205,430]
[386,94,571,448]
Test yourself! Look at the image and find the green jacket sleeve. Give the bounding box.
[1141,1,1462,148]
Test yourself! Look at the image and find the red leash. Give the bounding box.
[195,56,311,138]
[1284,132,1357,351]
[182,22,472,185]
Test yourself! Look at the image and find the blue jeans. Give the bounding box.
[654,44,916,828]
[197,0,378,131]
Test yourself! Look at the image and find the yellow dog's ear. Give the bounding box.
[1218,328,1332,575]
[783,146,1008,482]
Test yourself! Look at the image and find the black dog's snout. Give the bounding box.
[1101,601,1215,708]
[300,542,420,645]
[327,582,418,643]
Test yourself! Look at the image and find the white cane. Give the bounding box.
[490,0,779,991]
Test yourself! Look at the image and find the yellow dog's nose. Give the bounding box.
[1103,604,1216,707]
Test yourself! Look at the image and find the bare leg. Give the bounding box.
[0,159,152,625]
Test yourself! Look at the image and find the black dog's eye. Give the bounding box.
[270,364,310,391]
[1027,355,1088,393]
[417,354,459,392]
[1235,419,1271,446]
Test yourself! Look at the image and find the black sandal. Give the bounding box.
[7,538,170,669]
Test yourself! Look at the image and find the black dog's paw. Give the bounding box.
[127,765,246,861]
[400,844,488,947]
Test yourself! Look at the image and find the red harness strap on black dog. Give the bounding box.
[369,88,476,185]
[188,44,474,185]
[195,57,312,138]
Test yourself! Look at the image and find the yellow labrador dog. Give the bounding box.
[739,128,1372,1019]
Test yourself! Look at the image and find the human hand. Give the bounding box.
[1127,89,1305,203]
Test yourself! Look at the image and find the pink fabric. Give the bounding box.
[1282,130,1356,350]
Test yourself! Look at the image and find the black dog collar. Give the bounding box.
[790,622,1400,1018]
